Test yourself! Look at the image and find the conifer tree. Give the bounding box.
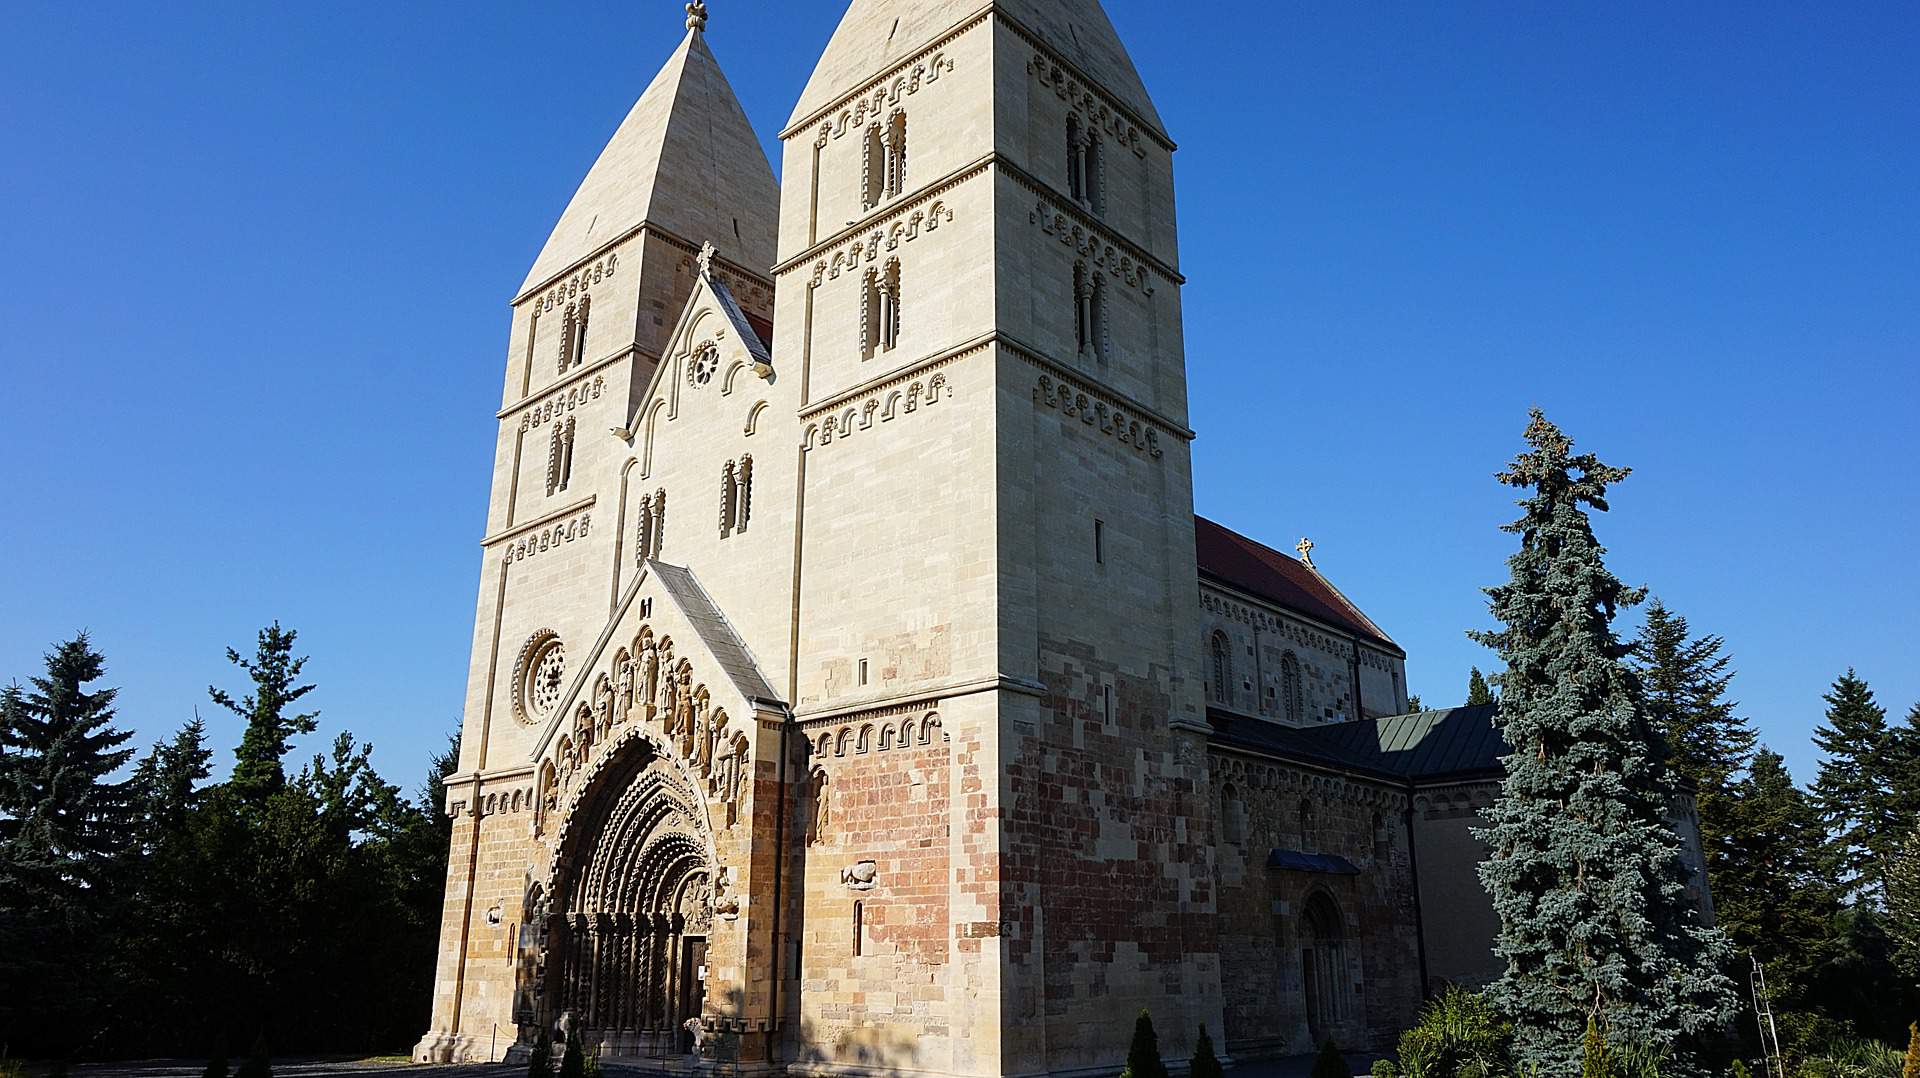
[1118,1010,1167,1078]
[210,622,317,801]
[1629,600,1756,912]
[1810,671,1902,902]
[1467,667,1494,707]
[1470,412,1735,1077]
[1891,704,1920,827]
[1888,826,1920,986]
[131,715,213,840]
[1713,749,1843,1002]
[1190,1026,1223,1078]
[1406,693,1426,713]
[1903,1022,1919,1078]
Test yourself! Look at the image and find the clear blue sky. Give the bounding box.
[2,2,1915,794]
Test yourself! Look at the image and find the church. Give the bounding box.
[413,2,1707,1073]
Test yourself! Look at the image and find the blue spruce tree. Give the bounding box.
[1471,412,1735,1076]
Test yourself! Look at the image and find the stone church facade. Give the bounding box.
[413,2,1707,1074]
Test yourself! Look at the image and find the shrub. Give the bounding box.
[581,1045,600,1078]
[1903,1024,1918,1078]
[557,1035,584,1078]
[0,1051,24,1078]
[1732,1061,1753,1078]
[1793,1036,1903,1078]
[234,1034,271,1078]
[1582,1018,1612,1078]
[1118,1010,1167,1078]
[1395,987,1514,1078]
[1312,1039,1350,1078]
[1190,1026,1224,1078]
[1372,1061,1400,1078]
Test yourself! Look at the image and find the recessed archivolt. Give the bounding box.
[808,710,946,762]
[744,400,769,436]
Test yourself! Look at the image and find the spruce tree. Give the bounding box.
[1629,599,1755,924]
[1407,693,1426,713]
[1714,749,1843,1003]
[1470,412,1735,1077]
[1810,671,1902,903]
[0,634,138,894]
[1190,1025,1223,1078]
[1467,667,1494,707]
[132,715,213,840]
[1890,703,1920,828]
[1118,1010,1167,1078]
[210,622,318,801]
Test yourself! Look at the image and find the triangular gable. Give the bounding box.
[530,559,785,764]
[621,253,774,438]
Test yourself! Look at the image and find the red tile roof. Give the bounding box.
[1194,515,1400,653]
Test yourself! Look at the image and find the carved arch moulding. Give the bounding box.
[811,51,955,146]
[803,371,952,451]
[529,253,618,313]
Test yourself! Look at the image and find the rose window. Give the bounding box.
[689,342,720,386]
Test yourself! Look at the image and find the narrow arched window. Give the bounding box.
[861,267,880,359]
[570,294,591,370]
[1083,131,1102,213]
[1221,783,1245,845]
[1066,114,1085,201]
[1090,271,1107,364]
[1074,262,1090,354]
[1210,631,1231,705]
[636,495,654,566]
[557,302,575,374]
[880,260,901,353]
[1282,652,1303,724]
[735,455,753,534]
[886,111,907,198]
[1299,798,1315,848]
[720,460,738,537]
[852,900,864,957]
[863,124,884,210]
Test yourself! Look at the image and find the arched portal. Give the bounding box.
[1300,891,1348,1046]
[542,736,713,1056]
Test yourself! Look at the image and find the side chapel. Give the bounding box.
[414,1,1710,1073]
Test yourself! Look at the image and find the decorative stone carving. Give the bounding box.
[504,511,592,565]
[841,860,878,891]
[512,630,566,726]
[1032,374,1163,459]
[1030,201,1154,293]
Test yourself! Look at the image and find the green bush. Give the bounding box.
[1119,1010,1168,1078]
[1792,1037,1902,1078]
[1190,1026,1223,1078]
[581,1046,600,1078]
[1731,1061,1753,1078]
[1582,1018,1611,1078]
[1312,1039,1350,1078]
[1372,1060,1400,1078]
[557,1035,584,1078]
[1394,987,1515,1078]
[1902,1023,1918,1078]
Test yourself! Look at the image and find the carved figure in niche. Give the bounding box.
[807,768,832,845]
[615,655,634,724]
[592,681,611,737]
[640,646,660,723]
[692,697,713,772]
[712,867,740,921]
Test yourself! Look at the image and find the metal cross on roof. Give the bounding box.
[685,1,708,32]
[697,240,717,277]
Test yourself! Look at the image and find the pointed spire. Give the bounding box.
[519,16,776,298]
[789,0,1164,138]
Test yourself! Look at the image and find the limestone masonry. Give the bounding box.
[413,2,1711,1073]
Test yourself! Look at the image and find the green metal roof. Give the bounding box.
[1211,703,1508,784]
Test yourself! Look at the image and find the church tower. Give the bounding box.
[773,1,1217,1073]
[414,5,779,1062]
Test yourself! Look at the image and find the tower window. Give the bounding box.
[1067,114,1085,201]
[1074,263,1105,363]
[1221,783,1245,845]
[865,260,902,359]
[1282,653,1304,723]
[863,112,908,209]
[858,659,869,686]
[557,296,591,374]
[571,295,591,369]
[546,416,575,496]
[1210,631,1231,705]
[853,901,864,956]
[1093,518,1105,564]
[1067,114,1101,211]
[636,489,666,563]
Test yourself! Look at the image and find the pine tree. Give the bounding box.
[132,715,213,840]
[1809,671,1902,903]
[1467,667,1494,707]
[1406,693,1426,713]
[1118,1010,1167,1078]
[1890,704,1920,828]
[1470,412,1735,1077]
[210,622,318,802]
[1190,1025,1223,1078]
[1888,826,1920,986]
[1714,749,1843,1004]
